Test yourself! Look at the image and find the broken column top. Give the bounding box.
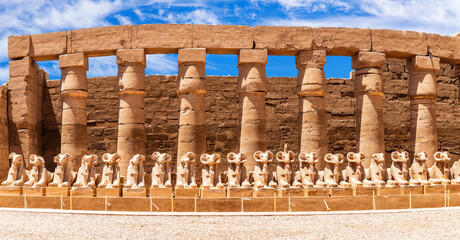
[178,48,206,64]
[116,49,146,67]
[59,53,88,69]
[295,50,326,69]
[238,49,268,66]
[351,52,386,69]
[407,55,441,71]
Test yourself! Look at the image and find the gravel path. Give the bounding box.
[0,208,459,239]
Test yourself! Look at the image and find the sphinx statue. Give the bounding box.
[295,152,319,188]
[317,153,346,188]
[124,154,146,189]
[225,152,251,188]
[176,152,197,189]
[49,153,74,187]
[97,153,121,188]
[341,152,365,187]
[24,154,52,188]
[73,155,97,189]
[386,151,409,186]
[200,153,224,189]
[451,157,460,184]
[409,152,430,186]
[363,153,386,187]
[151,152,172,188]
[252,151,277,189]
[428,151,451,185]
[275,146,296,188]
[1,153,25,186]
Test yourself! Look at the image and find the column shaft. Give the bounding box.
[296,50,327,169]
[116,49,146,177]
[351,52,386,168]
[59,53,88,171]
[237,49,268,171]
[408,55,440,167]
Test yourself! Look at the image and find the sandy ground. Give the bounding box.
[0,208,459,239]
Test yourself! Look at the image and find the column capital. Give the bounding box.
[238,49,267,67]
[59,53,88,70]
[407,55,440,71]
[178,48,206,64]
[351,51,385,70]
[116,49,146,67]
[295,50,326,69]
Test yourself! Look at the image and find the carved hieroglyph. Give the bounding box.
[386,151,409,186]
[200,153,224,189]
[342,152,365,187]
[124,154,145,188]
[151,152,172,188]
[295,152,319,188]
[252,151,276,189]
[363,153,386,187]
[24,154,51,188]
[49,153,74,187]
[429,151,451,185]
[317,153,345,187]
[275,147,296,188]
[176,152,197,189]
[1,153,25,186]
[409,152,430,186]
[98,153,121,188]
[451,158,460,184]
[226,152,251,188]
[73,155,97,189]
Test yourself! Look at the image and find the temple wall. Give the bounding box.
[40,59,459,172]
[0,85,9,179]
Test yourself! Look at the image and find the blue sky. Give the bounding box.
[1,0,459,83]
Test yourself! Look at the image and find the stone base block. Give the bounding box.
[330,187,353,196]
[71,187,95,197]
[23,187,45,196]
[227,187,253,198]
[149,187,173,198]
[424,185,447,194]
[277,187,304,197]
[46,187,70,197]
[97,188,121,197]
[354,186,378,196]
[175,188,200,198]
[448,184,460,193]
[253,187,277,198]
[402,185,424,195]
[304,187,330,197]
[123,188,147,198]
[0,186,23,196]
[200,188,226,198]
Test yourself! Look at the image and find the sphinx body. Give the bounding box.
[24,154,52,188]
[200,153,224,189]
[409,152,430,186]
[295,152,319,188]
[428,151,451,185]
[363,153,386,187]
[451,158,460,184]
[1,153,26,186]
[252,151,277,189]
[275,148,296,188]
[124,154,145,189]
[386,151,409,186]
[175,152,197,189]
[49,153,74,187]
[317,153,346,188]
[151,152,172,188]
[225,152,251,188]
[98,153,121,188]
[73,155,97,189]
[342,152,365,187]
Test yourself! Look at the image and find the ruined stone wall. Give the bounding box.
[41,59,459,171]
[0,85,9,178]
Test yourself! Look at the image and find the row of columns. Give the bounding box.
[58,49,441,173]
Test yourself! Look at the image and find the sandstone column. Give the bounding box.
[407,55,440,167]
[295,50,327,169]
[351,52,386,168]
[237,49,268,171]
[59,53,88,171]
[177,48,206,183]
[116,49,146,177]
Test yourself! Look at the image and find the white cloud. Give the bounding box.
[146,54,177,75]
[114,14,133,25]
[0,66,8,84]
[87,56,118,77]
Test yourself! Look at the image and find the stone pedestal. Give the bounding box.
[97,188,121,197]
[407,55,440,167]
[354,186,379,196]
[71,187,95,197]
[227,187,253,198]
[175,188,200,198]
[237,49,268,172]
[123,188,147,198]
[149,187,173,198]
[303,187,330,197]
[176,48,207,184]
[46,187,70,197]
[59,53,89,171]
[296,50,327,169]
[116,49,146,177]
[277,187,304,197]
[352,52,386,168]
[23,187,45,196]
[0,186,23,195]
[253,187,277,198]
[424,185,447,194]
[200,188,226,198]
[330,187,354,197]
[448,184,460,193]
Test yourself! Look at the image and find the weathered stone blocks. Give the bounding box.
[254,26,313,55]
[313,27,371,56]
[371,29,427,58]
[192,25,253,54]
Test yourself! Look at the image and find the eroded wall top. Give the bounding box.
[7,24,460,64]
